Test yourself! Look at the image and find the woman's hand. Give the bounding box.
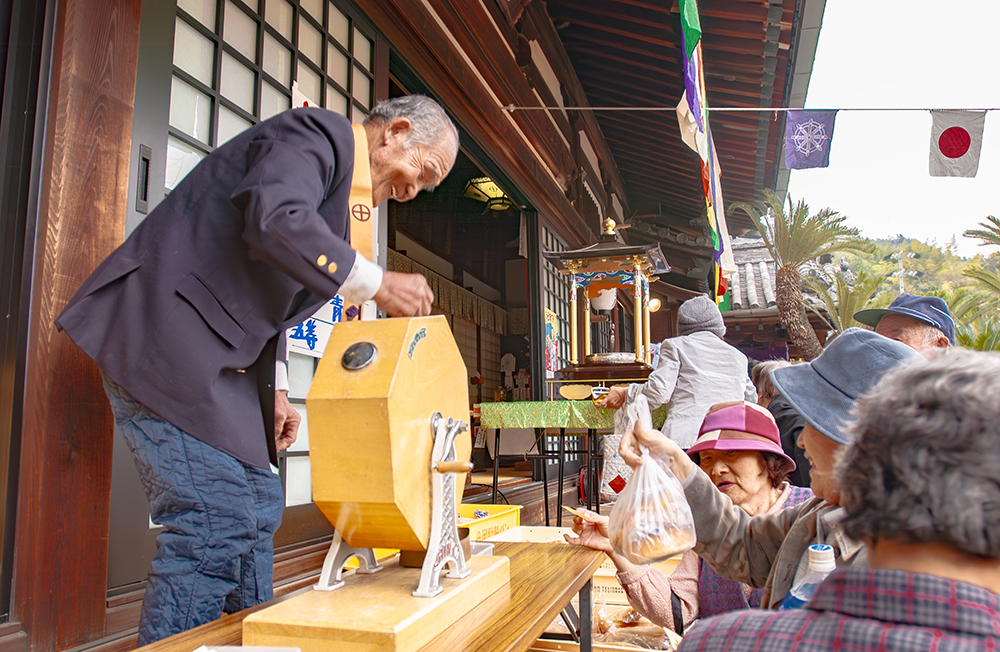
[598,386,628,409]
[620,419,695,481]
[563,509,613,554]
[564,508,638,573]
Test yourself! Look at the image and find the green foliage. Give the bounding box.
[955,318,1000,351]
[963,215,1000,248]
[804,271,887,334]
[962,266,1000,319]
[730,190,875,268]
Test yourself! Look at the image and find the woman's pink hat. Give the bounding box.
[687,402,796,475]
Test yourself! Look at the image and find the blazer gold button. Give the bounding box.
[317,254,328,267]
[328,261,337,274]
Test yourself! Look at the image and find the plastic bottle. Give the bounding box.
[778,543,836,610]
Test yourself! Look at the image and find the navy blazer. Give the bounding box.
[57,108,360,468]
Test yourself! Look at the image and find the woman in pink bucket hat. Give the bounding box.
[566,401,812,633]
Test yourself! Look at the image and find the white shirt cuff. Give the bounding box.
[275,360,289,392]
[338,252,384,305]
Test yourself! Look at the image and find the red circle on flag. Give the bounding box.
[939,127,971,158]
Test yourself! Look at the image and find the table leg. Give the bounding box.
[579,578,592,652]
[588,429,597,512]
[492,429,501,504]
[537,427,549,526]
[557,428,565,527]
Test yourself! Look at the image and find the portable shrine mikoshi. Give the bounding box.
[243,316,510,652]
[543,217,670,383]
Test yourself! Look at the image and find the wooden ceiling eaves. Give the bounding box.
[358,0,596,246]
[561,3,681,34]
[522,1,633,215]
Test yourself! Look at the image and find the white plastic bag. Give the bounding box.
[608,396,697,565]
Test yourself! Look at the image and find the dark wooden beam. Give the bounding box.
[14,0,142,649]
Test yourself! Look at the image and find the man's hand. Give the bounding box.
[373,271,434,317]
[274,389,301,451]
[598,386,628,409]
[620,419,694,481]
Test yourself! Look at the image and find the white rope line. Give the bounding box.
[501,104,1000,113]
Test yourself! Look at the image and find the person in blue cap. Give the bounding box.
[853,292,955,351]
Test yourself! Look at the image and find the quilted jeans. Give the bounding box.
[102,374,284,646]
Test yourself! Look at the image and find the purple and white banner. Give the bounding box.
[784,110,838,170]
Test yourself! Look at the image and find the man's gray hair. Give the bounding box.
[366,94,459,156]
[916,322,948,349]
[838,349,1000,558]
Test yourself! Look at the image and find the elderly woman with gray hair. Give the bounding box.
[677,349,1000,652]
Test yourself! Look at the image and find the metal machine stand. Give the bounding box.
[413,413,472,597]
[314,530,383,592]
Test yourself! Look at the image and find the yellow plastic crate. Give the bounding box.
[458,503,522,541]
[341,548,398,570]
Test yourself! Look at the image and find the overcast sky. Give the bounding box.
[785,0,1000,258]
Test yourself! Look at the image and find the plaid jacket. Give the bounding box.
[678,566,1000,651]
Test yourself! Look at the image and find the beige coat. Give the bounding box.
[684,467,865,608]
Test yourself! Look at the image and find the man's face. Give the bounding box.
[798,423,842,504]
[369,117,456,205]
[875,313,946,351]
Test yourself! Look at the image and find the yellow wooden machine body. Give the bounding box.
[306,315,470,551]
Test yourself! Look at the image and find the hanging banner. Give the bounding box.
[784,110,838,170]
[929,110,986,177]
[544,308,560,378]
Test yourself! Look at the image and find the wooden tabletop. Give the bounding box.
[136,541,604,652]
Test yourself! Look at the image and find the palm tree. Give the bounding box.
[955,316,1000,351]
[962,266,1000,320]
[960,215,1000,321]
[731,190,875,359]
[962,215,1000,248]
[805,271,887,334]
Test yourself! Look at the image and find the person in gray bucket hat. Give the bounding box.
[618,328,922,608]
[599,295,756,448]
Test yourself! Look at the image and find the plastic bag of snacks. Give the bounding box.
[608,395,696,565]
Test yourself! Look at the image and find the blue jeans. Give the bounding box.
[102,374,284,646]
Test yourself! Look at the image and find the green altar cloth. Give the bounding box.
[479,400,666,430]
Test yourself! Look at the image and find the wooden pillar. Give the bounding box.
[583,292,591,359]
[643,278,651,366]
[632,264,642,363]
[13,0,142,649]
[569,274,578,365]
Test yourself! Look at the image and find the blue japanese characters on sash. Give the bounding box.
[287,295,344,359]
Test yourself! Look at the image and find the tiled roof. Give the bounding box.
[728,238,778,310]
[727,238,844,311]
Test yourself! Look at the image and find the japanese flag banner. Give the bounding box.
[929,110,986,177]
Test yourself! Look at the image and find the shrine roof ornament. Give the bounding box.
[543,217,671,277]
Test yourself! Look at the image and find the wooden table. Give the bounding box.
[135,541,605,652]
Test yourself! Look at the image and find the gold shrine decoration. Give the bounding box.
[544,218,669,371]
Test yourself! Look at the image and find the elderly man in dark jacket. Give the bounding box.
[56,95,457,644]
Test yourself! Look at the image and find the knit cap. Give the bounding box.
[677,295,726,337]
